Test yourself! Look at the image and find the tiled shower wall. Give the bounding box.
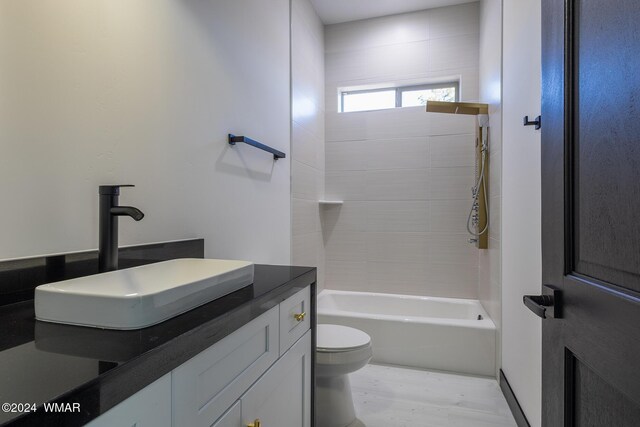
[323,3,482,298]
[478,0,503,376]
[291,0,326,290]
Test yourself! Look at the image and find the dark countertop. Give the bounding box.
[0,264,316,426]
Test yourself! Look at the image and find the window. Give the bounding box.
[340,82,459,113]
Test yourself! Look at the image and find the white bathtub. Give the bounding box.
[317,290,496,376]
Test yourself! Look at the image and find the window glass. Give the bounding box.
[342,90,396,113]
[340,83,459,112]
[401,86,456,107]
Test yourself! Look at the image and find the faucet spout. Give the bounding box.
[98,185,144,272]
[111,206,145,221]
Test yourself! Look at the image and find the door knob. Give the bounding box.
[523,285,562,319]
[248,419,261,427]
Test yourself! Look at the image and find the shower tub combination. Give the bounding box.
[317,290,496,376]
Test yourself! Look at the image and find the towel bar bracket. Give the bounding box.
[523,115,542,130]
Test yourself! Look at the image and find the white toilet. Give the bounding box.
[316,324,373,427]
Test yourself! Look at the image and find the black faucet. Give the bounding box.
[98,185,144,272]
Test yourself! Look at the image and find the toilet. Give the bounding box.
[316,324,373,427]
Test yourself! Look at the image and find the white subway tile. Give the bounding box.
[488,195,500,240]
[365,137,430,170]
[364,108,431,139]
[293,91,324,139]
[366,232,429,263]
[429,2,480,39]
[325,231,367,262]
[325,10,429,54]
[292,122,318,169]
[292,198,320,236]
[326,111,367,141]
[325,49,372,83]
[365,169,430,201]
[426,233,478,265]
[325,170,366,200]
[488,147,501,196]
[366,41,430,80]
[429,167,475,200]
[422,262,479,298]
[428,34,479,72]
[325,260,367,291]
[426,112,477,136]
[365,261,430,294]
[292,160,321,200]
[321,201,368,233]
[364,261,478,298]
[459,66,480,101]
[322,3,482,300]
[326,140,367,171]
[366,201,430,232]
[430,199,471,233]
[292,232,322,267]
[430,134,476,168]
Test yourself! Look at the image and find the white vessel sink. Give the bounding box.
[35,258,254,330]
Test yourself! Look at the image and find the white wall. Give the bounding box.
[478,0,502,377]
[0,0,291,264]
[501,0,542,425]
[323,3,481,298]
[291,0,326,289]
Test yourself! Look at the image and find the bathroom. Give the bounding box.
[1,0,638,426]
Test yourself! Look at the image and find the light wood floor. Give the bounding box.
[348,364,517,427]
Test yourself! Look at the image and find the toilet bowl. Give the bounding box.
[316,324,372,427]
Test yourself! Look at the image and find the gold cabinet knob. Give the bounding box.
[294,312,306,322]
[248,419,261,427]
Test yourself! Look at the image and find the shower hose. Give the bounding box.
[467,124,489,238]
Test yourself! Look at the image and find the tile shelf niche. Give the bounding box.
[318,200,344,206]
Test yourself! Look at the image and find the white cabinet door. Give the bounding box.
[212,401,242,427]
[86,374,171,427]
[241,331,311,427]
[172,307,279,427]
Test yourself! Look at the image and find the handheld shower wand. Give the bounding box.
[467,114,489,241]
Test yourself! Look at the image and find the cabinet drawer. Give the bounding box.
[86,374,171,427]
[172,307,279,427]
[279,287,311,355]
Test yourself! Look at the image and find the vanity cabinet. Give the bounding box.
[86,286,312,427]
[85,374,171,427]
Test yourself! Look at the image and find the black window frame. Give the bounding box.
[340,82,460,113]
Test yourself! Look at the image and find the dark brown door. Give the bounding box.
[539,0,640,425]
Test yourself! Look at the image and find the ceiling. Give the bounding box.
[309,0,478,25]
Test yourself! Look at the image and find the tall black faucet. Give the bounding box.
[98,185,144,272]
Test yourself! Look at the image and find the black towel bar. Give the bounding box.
[228,134,286,160]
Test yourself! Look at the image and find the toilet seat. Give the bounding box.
[317,324,371,353]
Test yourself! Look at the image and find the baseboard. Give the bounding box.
[499,369,531,427]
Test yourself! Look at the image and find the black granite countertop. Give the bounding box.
[0,264,316,426]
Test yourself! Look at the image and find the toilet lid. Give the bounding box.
[317,324,371,352]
